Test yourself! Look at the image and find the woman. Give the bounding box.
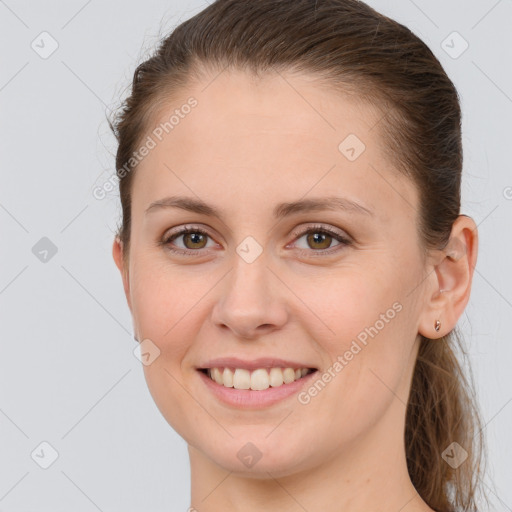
[109,0,487,510]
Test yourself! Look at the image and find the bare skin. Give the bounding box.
[112,68,477,512]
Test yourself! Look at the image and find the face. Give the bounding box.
[114,69,431,476]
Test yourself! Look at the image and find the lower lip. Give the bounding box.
[197,370,318,409]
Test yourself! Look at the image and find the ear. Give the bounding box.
[418,214,478,339]
[112,236,132,312]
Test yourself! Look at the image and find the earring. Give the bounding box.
[434,319,441,332]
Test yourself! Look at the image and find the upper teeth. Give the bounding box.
[207,367,311,390]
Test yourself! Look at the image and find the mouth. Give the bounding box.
[197,366,318,391]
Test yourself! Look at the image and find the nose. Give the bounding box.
[210,256,289,340]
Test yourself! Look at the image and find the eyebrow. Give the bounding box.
[145,195,374,220]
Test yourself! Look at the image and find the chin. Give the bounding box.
[201,436,320,478]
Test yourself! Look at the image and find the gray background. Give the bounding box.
[1,0,511,510]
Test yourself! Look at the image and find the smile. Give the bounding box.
[199,367,317,391]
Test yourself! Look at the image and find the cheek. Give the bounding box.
[297,265,397,345]
[141,360,200,448]
[132,262,207,438]
[130,259,208,345]
[298,268,411,411]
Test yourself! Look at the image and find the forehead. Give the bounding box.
[132,69,417,227]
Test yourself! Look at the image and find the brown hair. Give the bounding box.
[108,1,488,510]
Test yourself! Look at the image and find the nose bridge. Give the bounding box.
[211,249,288,338]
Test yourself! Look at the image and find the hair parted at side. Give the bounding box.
[108,1,488,510]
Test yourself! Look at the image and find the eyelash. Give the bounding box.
[160,224,352,257]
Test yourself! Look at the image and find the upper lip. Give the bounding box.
[196,357,318,371]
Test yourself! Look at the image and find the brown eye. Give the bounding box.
[305,232,334,250]
[291,224,352,256]
[162,227,216,255]
[181,232,208,249]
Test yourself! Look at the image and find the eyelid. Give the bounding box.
[285,223,352,256]
[161,222,352,256]
[162,224,219,250]
[163,223,215,240]
[288,223,351,243]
